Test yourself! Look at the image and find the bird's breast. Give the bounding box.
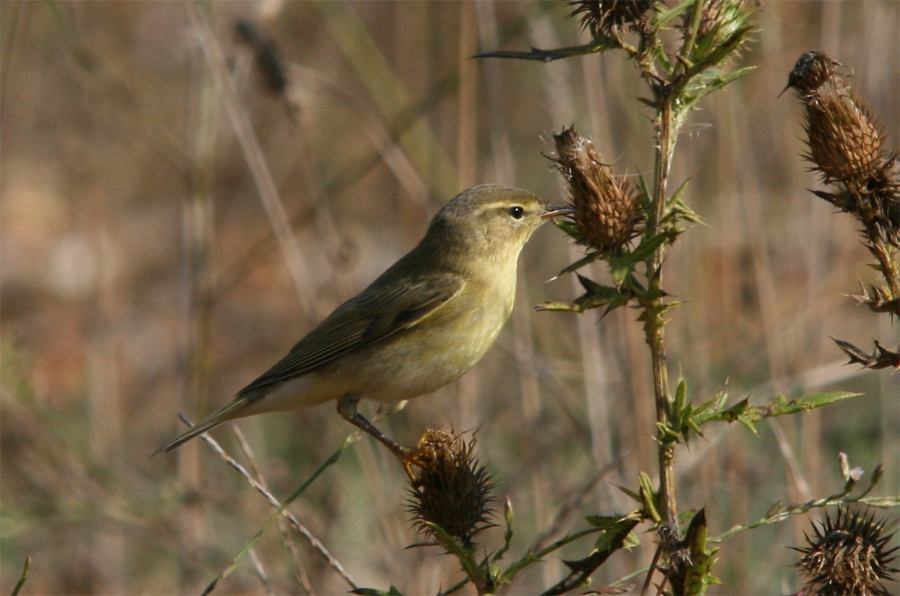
[346,274,515,404]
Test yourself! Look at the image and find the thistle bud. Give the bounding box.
[683,0,750,47]
[793,506,898,596]
[550,127,644,255]
[406,428,496,549]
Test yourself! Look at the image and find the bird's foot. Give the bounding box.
[338,396,416,466]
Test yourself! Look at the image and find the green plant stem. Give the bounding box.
[647,98,678,533]
[200,441,351,596]
[871,239,900,299]
[11,556,31,596]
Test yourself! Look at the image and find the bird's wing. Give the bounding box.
[236,271,465,396]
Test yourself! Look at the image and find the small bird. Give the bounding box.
[155,185,570,458]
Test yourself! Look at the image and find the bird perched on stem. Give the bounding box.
[156,185,570,460]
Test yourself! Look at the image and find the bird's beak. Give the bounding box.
[542,205,575,219]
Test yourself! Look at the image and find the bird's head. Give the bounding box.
[426,185,570,266]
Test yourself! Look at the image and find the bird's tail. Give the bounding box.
[152,397,251,455]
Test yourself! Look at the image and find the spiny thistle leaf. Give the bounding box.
[833,338,900,370]
[668,509,721,595]
[692,392,862,431]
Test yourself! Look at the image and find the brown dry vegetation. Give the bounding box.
[1,1,898,594]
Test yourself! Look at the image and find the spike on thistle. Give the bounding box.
[405,428,496,550]
[793,506,899,596]
[565,0,657,37]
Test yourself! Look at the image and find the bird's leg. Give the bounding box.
[337,396,411,461]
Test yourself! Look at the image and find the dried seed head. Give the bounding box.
[785,50,841,97]
[793,506,899,596]
[787,51,900,248]
[567,0,656,36]
[234,20,289,96]
[406,428,496,549]
[787,51,886,184]
[550,127,644,255]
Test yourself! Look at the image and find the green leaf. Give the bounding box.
[538,276,635,315]
[669,509,720,595]
[551,250,600,280]
[623,529,641,550]
[678,508,700,525]
[672,377,688,420]
[615,484,643,504]
[631,233,671,262]
[656,421,682,443]
[685,26,753,80]
[562,516,641,573]
[553,217,581,240]
[586,514,643,536]
[691,392,862,433]
[608,254,637,286]
[590,514,643,554]
[638,173,653,211]
[654,0,695,28]
[712,65,755,87]
[535,301,584,313]
[437,578,470,596]
[667,176,692,209]
[639,472,662,523]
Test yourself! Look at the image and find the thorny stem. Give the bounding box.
[871,239,900,299]
[646,96,678,533]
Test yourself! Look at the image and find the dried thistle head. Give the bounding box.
[789,51,885,184]
[793,506,899,595]
[787,51,900,248]
[550,127,643,255]
[406,428,496,549]
[785,50,841,97]
[566,0,656,37]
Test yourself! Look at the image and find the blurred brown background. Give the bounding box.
[1,1,898,594]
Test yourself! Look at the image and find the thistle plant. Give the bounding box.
[483,0,759,587]
[785,50,900,370]
[472,1,899,594]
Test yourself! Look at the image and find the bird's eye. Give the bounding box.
[508,206,525,220]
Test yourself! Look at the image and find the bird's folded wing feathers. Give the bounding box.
[236,272,465,396]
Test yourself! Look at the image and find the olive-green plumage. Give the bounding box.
[156,185,567,455]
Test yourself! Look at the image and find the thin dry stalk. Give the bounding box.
[185,2,319,323]
[232,427,314,594]
[181,415,359,590]
[529,449,631,553]
[247,549,274,595]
